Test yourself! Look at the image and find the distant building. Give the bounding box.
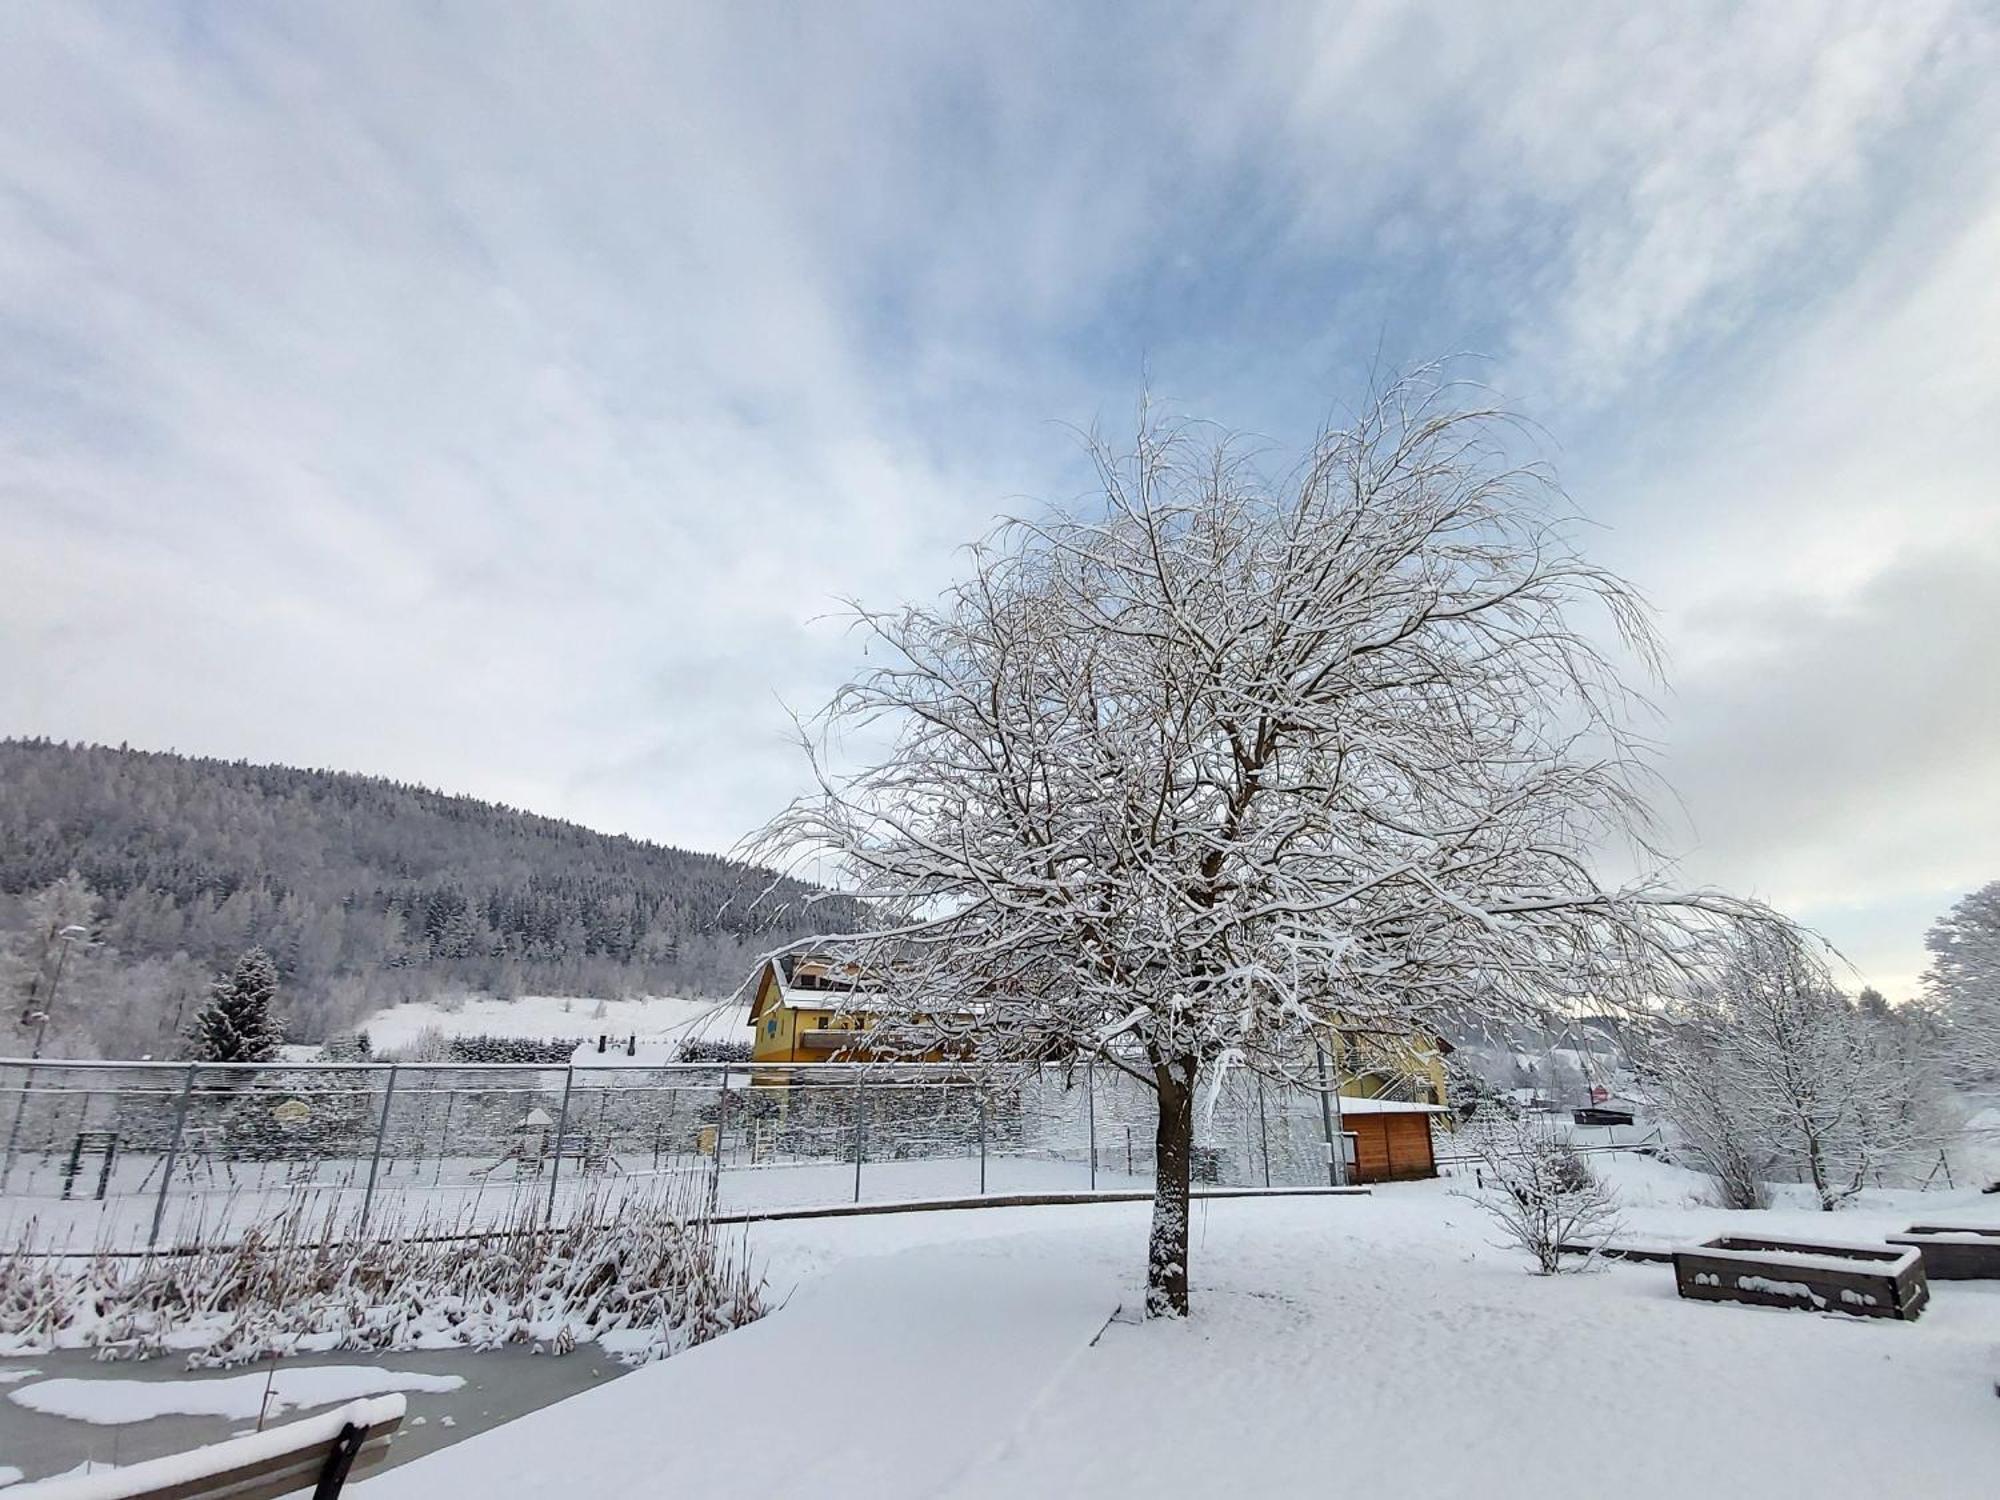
[744,953,972,1066]
[1328,1096,1451,1183]
[1316,1023,1454,1182]
[1325,1022,1453,1108]
[741,954,1449,1181]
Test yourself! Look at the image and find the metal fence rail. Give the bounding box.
[0,1056,1360,1252]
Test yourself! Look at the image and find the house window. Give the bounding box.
[765,1018,778,1038]
[817,1016,829,1028]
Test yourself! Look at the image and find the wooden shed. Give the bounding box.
[1336,1098,1446,1183]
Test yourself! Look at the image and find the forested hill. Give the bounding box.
[0,738,850,1043]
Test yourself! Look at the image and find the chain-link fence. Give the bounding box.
[0,1057,1361,1251]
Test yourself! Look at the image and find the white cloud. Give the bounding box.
[0,2,1993,988]
[1242,2,1986,400]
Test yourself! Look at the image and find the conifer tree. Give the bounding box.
[191,949,281,1063]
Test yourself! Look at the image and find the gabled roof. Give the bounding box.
[747,953,877,1022]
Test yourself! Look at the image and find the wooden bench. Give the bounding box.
[1887,1224,2000,1280]
[10,1393,405,1500]
[1673,1235,1928,1321]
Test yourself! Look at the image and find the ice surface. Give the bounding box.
[10,1368,456,1425]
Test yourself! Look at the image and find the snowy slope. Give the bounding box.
[361,994,749,1055]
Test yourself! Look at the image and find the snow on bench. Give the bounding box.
[5,1393,405,1500]
[1672,1236,1928,1321]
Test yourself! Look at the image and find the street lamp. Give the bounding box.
[20,924,91,1061]
[2,923,90,1191]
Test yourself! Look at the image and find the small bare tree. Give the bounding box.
[751,371,1769,1315]
[1458,1112,1622,1272]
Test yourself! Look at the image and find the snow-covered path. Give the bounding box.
[358,1186,2000,1498]
[358,1229,1122,1499]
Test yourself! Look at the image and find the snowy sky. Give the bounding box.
[2,4,1995,999]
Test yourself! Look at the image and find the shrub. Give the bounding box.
[1455,1114,1621,1274]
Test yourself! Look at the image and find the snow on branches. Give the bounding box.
[752,371,1775,1313]
[1641,926,1945,1209]
[1456,1113,1622,1273]
[191,949,281,1064]
[1924,880,2000,1081]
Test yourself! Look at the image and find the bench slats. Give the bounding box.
[9,1395,405,1500]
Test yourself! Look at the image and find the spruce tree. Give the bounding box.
[191,949,280,1063]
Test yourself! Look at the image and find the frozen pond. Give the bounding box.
[0,1344,635,1487]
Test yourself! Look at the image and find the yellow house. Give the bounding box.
[745,954,973,1066]
[1326,1022,1452,1108]
[745,956,1450,1096]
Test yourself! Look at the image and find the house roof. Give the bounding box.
[749,954,877,1021]
[746,953,979,1024]
[1332,1098,1450,1116]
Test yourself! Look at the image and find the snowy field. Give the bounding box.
[346,1158,2000,1499]
[359,994,748,1055]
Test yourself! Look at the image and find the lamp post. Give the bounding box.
[23,925,91,1060]
[3,923,91,1190]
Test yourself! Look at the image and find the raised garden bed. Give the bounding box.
[1672,1235,1928,1321]
[1886,1224,2000,1280]
[1572,1106,1636,1126]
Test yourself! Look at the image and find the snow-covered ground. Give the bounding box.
[354,1164,2000,1499]
[360,993,748,1055]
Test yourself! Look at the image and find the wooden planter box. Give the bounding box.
[1886,1224,2000,1280]
[1672,1235,1928,1321]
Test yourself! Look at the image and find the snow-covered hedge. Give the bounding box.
[0,1180,763,1366]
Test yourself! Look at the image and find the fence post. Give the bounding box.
[977,1091,987,1195]
[1086,1060,1097,1191]
[1256,1075,1271,1189]
[1315,1043,1342,1187]
[544,1063,575,1223]
[0,1061,37,1192]
[359,1064,400,1234]
[431,1089,455,1187]
[147,1063,198,1250]
[708,1069,730,1217]
[851,1072,866,1204]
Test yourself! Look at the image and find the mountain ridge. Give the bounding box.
[0,737,844,1048]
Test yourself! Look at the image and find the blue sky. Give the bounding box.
[2,3,1996,996]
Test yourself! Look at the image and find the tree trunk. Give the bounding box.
[1147,1056,1194,1318]
[1804,1129,1835,1210]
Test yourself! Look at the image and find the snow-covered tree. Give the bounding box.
[1643,928,1940,1209]
[1641,990,1771,1209]
[1923,881,2000,1080]
[191,949,281,1063]
[1848,995,1950,1191]
[753,374,1770,1315]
